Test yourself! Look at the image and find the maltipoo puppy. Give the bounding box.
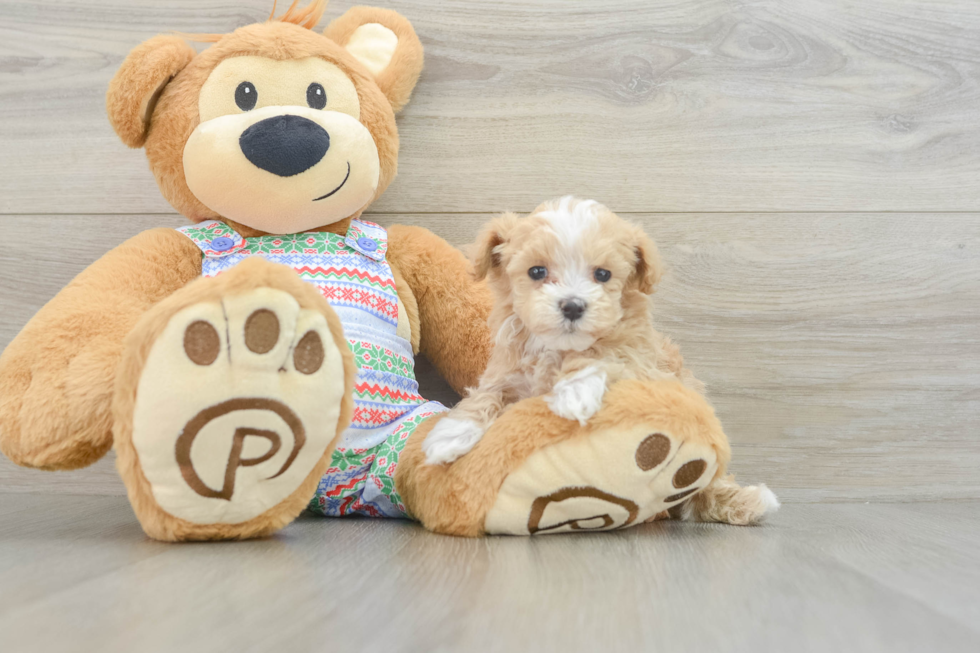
[423,196,778,525]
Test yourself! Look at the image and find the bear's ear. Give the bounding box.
[324,7,424,113]
[107,35,196,148]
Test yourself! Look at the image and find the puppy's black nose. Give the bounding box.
[239,115,329,177]
[560,299,586,322]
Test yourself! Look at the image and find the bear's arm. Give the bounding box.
[0,228,202,470]
[386,225,493,395]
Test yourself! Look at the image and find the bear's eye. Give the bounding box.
[594,268,612,283]
[235,82,257,111]
[528,266,548,281]
[307,83,327,110]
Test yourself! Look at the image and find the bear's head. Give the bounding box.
[106,1,422,235]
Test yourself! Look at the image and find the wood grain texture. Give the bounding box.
[1,213,977,501]
[0,495,978,652]
[2,0,980,213]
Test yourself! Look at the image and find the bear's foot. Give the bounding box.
[113,258,353,541]
[398,379,736,537]
[485,423,719,535]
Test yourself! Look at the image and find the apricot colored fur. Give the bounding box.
[683,475,780,525]
[416,199,775,527]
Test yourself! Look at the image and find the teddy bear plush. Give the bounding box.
[0,1,750,541]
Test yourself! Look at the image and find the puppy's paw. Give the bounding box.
[422,417,486,465]
[546,366,607,425]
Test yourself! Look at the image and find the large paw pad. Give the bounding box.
[130,289,346,525]
[485,426,718,535]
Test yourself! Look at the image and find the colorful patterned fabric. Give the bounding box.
[178,220,398,333]
[177,220,447,518]
[344,219,389,262]
[312,408,441,517]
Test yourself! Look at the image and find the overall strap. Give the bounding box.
[344,219,388,261]
[176,221,247,258]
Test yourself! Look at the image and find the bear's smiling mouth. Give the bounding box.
[312,162,351,202]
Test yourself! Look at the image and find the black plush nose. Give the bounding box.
[560,299,586,322]
[239,115,330,177]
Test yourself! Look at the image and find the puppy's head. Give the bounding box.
[473,197,662,352]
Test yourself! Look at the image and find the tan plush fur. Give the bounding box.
[397,379,730,536]
[387,225,494,393]
[106,35,197,148]
[113,257,356,541]
[0,229,202,470]
[323,6,425,113]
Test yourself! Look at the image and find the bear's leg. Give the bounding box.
[113,258,355,541]
[397,379,757,536]
[0,229,202,470]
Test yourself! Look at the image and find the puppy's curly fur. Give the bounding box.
[423,197,779,525]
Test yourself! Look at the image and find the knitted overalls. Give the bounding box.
[178,219,446,518]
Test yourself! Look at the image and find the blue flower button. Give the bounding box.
[356,236,378,252]
[209,237,235,252]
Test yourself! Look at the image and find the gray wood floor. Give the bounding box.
[0,494,977,653]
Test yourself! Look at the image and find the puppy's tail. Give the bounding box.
[676,475,780,526]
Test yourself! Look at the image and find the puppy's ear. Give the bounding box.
[631,228,663,294]
[471,212,520,281]
[325,7,424,113]
[107,35,196,148]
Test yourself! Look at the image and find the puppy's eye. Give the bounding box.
[235,82,257,111]
[307,83,327,110]
[528,266,548,281]
[594,268,612,283]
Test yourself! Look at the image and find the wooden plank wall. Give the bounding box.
[1,0,978,502]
